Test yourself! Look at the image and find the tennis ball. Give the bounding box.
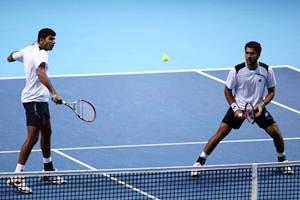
[162,54,169,62]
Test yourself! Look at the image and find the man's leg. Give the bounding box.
[197,122,232,165]
[40,120,66,184]
[191,107,243,176]
[40,119,54,171]
[191,123,232,176]
[264,123,293,174]
[17,126,40,169]
[264,123,285,160]
[7,126,39,194]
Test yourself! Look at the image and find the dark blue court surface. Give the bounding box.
[0,66,299,172]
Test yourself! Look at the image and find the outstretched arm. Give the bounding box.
[7,52,17,62]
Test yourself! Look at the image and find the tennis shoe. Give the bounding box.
[191,162,202,177]
[41,169,66,184]
[279,161,294,175]
[7,176,32,194]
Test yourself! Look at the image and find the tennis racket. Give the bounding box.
[62,99,96,122]
[243,102,257,124]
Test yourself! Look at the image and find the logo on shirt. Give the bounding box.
[265,112,269,117]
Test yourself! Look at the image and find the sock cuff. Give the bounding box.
[200,151,208,159]
[15,163,25,173]
[277,152,285,157]
[43,157,52,164]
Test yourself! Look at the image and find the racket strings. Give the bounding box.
[77,100,96,122]
[244,103,255,123]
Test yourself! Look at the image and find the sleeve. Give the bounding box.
[34,50,48,69]
[12,48,26,62]
[225,68,237,90]
[266,67,276,88]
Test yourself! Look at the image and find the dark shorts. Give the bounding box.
[23,102,50,127]
[222,107,275,129]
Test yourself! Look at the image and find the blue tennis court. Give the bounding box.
[1,66,299,172]
[0,67,300,199]
[1,0,299,199]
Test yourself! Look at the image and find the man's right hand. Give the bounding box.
[234,110,244,119]
[51,93,63,104]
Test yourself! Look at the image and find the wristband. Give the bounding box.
[230,103,239,112]
[260,101,266,107]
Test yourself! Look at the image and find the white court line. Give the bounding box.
[0,65,295,80]
[195,70,300,115]
[286,65,300,72]
[55,137,300,151]
[1,137,299,153]
[0,69,197,80]
[53,149,160,200]
[53,149,97,170]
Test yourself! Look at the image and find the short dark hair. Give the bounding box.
[245,41,262,56]
[38,28,56,42]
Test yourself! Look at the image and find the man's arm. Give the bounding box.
[256,87,275,117]
[224,86,235,105]
[7,52,17,62]
[263,87,275,105]
[36,62,62,103]
[224,86,243,118]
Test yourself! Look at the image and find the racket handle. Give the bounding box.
[54,99,64,104]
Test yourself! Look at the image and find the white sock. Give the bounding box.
[43,157,52,163]
[277,152,285,157]
[200,151,208,159]
[15,164,25,173]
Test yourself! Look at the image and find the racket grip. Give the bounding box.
[56,100,63,104]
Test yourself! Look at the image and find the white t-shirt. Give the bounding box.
[226,62,276,109]
[13,44,50,102]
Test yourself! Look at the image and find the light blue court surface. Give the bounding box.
[0,66,299,172]
[0,0,300,78]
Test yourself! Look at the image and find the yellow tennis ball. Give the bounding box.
[162,55,169,62]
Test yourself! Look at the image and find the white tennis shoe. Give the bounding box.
[7,176,32,194]
[279,161,294,175]
[41,169,66,184]
[191,162,202,177]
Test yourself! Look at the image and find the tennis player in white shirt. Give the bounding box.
[191,41,293,176]
[7,28,65,194]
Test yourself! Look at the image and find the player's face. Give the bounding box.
[245,47,259,67]
[40,35,56,51]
